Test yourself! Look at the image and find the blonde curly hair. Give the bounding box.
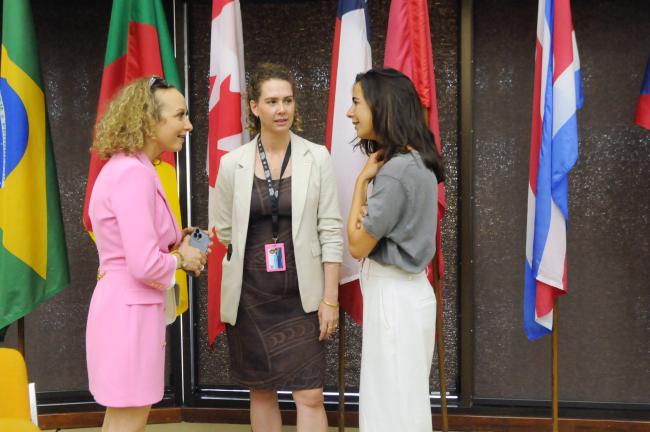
[246,62,303,136]
[92,77,174,159]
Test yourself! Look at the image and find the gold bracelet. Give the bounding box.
[321,298,339,308]
[171,250,183,270]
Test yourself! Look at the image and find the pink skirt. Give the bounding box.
[86,272,166,407]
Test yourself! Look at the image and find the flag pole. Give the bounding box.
[422,106,448,431]
[17,317,25,357]
[552,298,559,432]
[432,252,448,432]
[337,307,346,431]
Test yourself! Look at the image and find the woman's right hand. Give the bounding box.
[358,149,385,183]
[177,236,207,277]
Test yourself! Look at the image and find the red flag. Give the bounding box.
[384,0,446,284]
[207,0,247,345]
[82,0,189,315]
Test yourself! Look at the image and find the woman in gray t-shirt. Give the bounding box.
[346,68,445,432]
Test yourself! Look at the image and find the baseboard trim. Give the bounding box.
[38,408,181,430]
[39,407,650,431]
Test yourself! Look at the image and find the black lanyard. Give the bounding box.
[257,135,291,243]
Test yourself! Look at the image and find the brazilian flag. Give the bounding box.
[0,0,70,337]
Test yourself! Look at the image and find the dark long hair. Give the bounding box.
[354,68,444,182]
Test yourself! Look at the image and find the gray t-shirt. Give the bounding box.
[362,151,438,273]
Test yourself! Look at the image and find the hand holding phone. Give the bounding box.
[188,228,210,253]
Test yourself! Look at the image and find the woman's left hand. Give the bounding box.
[182,226,215,258]
[356,205,368,230]
[318,301,339,341]
[179,226,214,275]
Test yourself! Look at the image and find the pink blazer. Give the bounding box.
[86,152,181,407]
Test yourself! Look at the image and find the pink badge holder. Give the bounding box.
[265,243,287,272]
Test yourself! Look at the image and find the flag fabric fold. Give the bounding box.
[326,0,372,324]
[207,0,247,345]
[82,0,189,316]
[0,0,70,333]
[634,56,650,130]
[524,0,583,340]
[383,0,446,288]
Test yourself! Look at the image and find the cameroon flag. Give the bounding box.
[0,0,70,334]
[82,0,189,316]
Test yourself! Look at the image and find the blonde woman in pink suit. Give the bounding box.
[86,77,207,432]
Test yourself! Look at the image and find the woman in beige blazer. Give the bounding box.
[210,63,343,432]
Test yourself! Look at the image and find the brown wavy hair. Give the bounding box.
[92,77,175,159]
[246,62,303,136]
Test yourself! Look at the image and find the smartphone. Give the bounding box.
[188,228,210,253]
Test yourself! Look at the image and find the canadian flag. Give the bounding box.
[207,0,247,345]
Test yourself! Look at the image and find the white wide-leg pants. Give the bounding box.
[359,259,437,432]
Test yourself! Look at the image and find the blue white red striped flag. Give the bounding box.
[634,56,650,130]
[207,0,247,345]
[524,0,583,340]
[325,0,372,324]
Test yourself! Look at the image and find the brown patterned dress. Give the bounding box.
[225,176,325,389]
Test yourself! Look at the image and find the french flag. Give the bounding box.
[207,0,247,345]
[634,56,650,130]
[524,0,583,340]
[325,0,372,324]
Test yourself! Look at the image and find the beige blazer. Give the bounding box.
[209,132,343,325]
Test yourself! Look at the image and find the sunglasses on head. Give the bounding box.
[148,75,172,90]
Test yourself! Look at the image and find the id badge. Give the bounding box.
[265,243,286,272]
